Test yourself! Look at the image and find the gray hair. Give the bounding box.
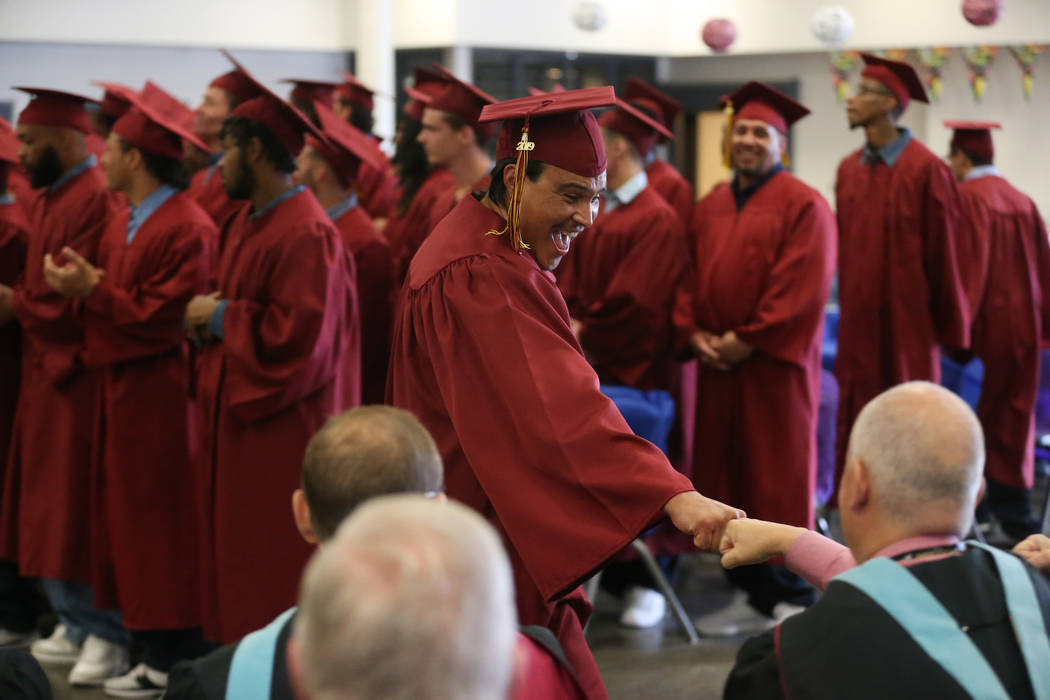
[293,495,517,700]
[846,381,985,521]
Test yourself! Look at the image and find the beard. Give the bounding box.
[27,145,64,189]
[223,157,255,200]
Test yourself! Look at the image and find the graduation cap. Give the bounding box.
[624,78,682,130]
[0,117,19,165]
[282,78,340,111]
[335,71,376,113]
[860,53,928,111]
[308,100,385,186]
[598,98,674,159]
[944,120,1001,163]
[222,51,325,157]
[113,91,209,160]
[139,80,198,136]
[209,49,266,105]
[92,81,138,119]
[427,67,498,140]
[720,81,810,167]
[477,86,616,250]
[14,87,95,134]
[403,66,449,121]
[527,84,566,97]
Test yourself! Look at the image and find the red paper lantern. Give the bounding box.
[701,18,737,53]
[962,0,1003,26]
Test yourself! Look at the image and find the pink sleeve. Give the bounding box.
[784,531,857,591]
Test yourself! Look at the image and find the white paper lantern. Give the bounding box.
[811,6,855,48]
[573,1,608,32]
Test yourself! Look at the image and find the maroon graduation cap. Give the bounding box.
[428,66,498,140]
[14,87,95,134]
[597,98,674,158]
[282,78,340,110]
[308,100,385,186]
[944,120,1001,162]
[92,81,138,119]
[860,53,928,111]
[113,91,209,160]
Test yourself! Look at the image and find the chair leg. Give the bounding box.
[629,539,701,645]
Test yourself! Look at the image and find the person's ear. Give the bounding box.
[502,162,517,190]
[292,489,319,545]
[850,458,872,511]
[246,136,264,165]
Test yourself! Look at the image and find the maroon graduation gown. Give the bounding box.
[646,158,693,225]
[559,185,688,391]
[682,171,836,529]
[196,188,359,642]
[0,200,29,477]
[389,195,694,700]
[332,202,394,405]
[426,173,492,235]
[961,175,1050,489]
[82,191,214,629]
[834,139,970,484]
[356,154,396,220]
[0,166,114,582]
[384,167,456,282]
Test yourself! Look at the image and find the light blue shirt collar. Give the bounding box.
[249,185,305,220]
[202,152,223,184]
[642,150,657,167]
[325,193,359,222]
[0,193,14,207]
[860,128,912,167]
[604,170,648,213]
[50,154,97,192]
[127,184,178,244]
[965,164,1000,181]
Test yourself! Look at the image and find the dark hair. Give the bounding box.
[349,103,375,136]
[441,112,494,150]
[486,157,546,209]
[118,138,190,190]
[950,144,993,167]
[0,163,8,195]
[301,406,444,541]
[219,116,296,174]
[392,116,429,215]
[99,112,119,135]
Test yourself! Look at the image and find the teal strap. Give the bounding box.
[836,557,1010,700]
[226,607,297,700]
[967,541,1050,700]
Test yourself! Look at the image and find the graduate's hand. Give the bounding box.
[43,246,103,299]
[711,331,753,365]
[185,292,221,333]
[1013,534,1050,577]
[664,491,744,552]
[690,330,730,371]
[0,284,14,325]
[719,519,808,569]
[372,217,388,233]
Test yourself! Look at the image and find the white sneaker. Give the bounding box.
[68,635,130,687]
[694,591,776,637]
[103,662,168,698]
[0,628,38,647]
[619,586,667,628]
[31,624,82,664]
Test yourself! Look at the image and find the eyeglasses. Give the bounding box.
[852,85,895,98]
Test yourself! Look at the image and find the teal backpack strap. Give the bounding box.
[836,557,1010,700]
[967,541,1050,700]
[226,607,297,700]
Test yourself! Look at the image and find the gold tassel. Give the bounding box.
[781,149,791,168]
[722,100,734,169]
[486,128,534,251]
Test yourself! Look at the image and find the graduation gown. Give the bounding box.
[682,171,835,529]
[82,191,214,629]
[645,158,693,225]
[961,175,1050,490]
[559,185,688,391]
[356,154,396,220]
[426,173,492,235]
[195,188,359,642]
[384,166,455,282]
[389,195,695,700]
[725,546,1050,700]
[0,200,29,477]
[0,165,114,582]
[834,139,970,482]
[331,202,394,405]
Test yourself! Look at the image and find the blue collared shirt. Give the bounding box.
[201,152,223,185]
[604,170,648,213]
[0,193,14,207]
[50,155,97,192]
[126,184,178,244]
[730,163,782,210]
[326,193,359,222]
[860,128,912,168]
[208,185,306,340]
[964,164,1001,181]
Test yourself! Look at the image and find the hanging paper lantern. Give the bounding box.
[811,6,855,48]
[572,1,608,32]
[701,18,737,53]
[962,0,1003,27]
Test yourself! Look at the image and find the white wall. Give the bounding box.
[669,48,1050,217]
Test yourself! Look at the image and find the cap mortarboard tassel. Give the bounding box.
[486,112,538,251]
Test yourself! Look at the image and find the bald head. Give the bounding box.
[846,381,984,527]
